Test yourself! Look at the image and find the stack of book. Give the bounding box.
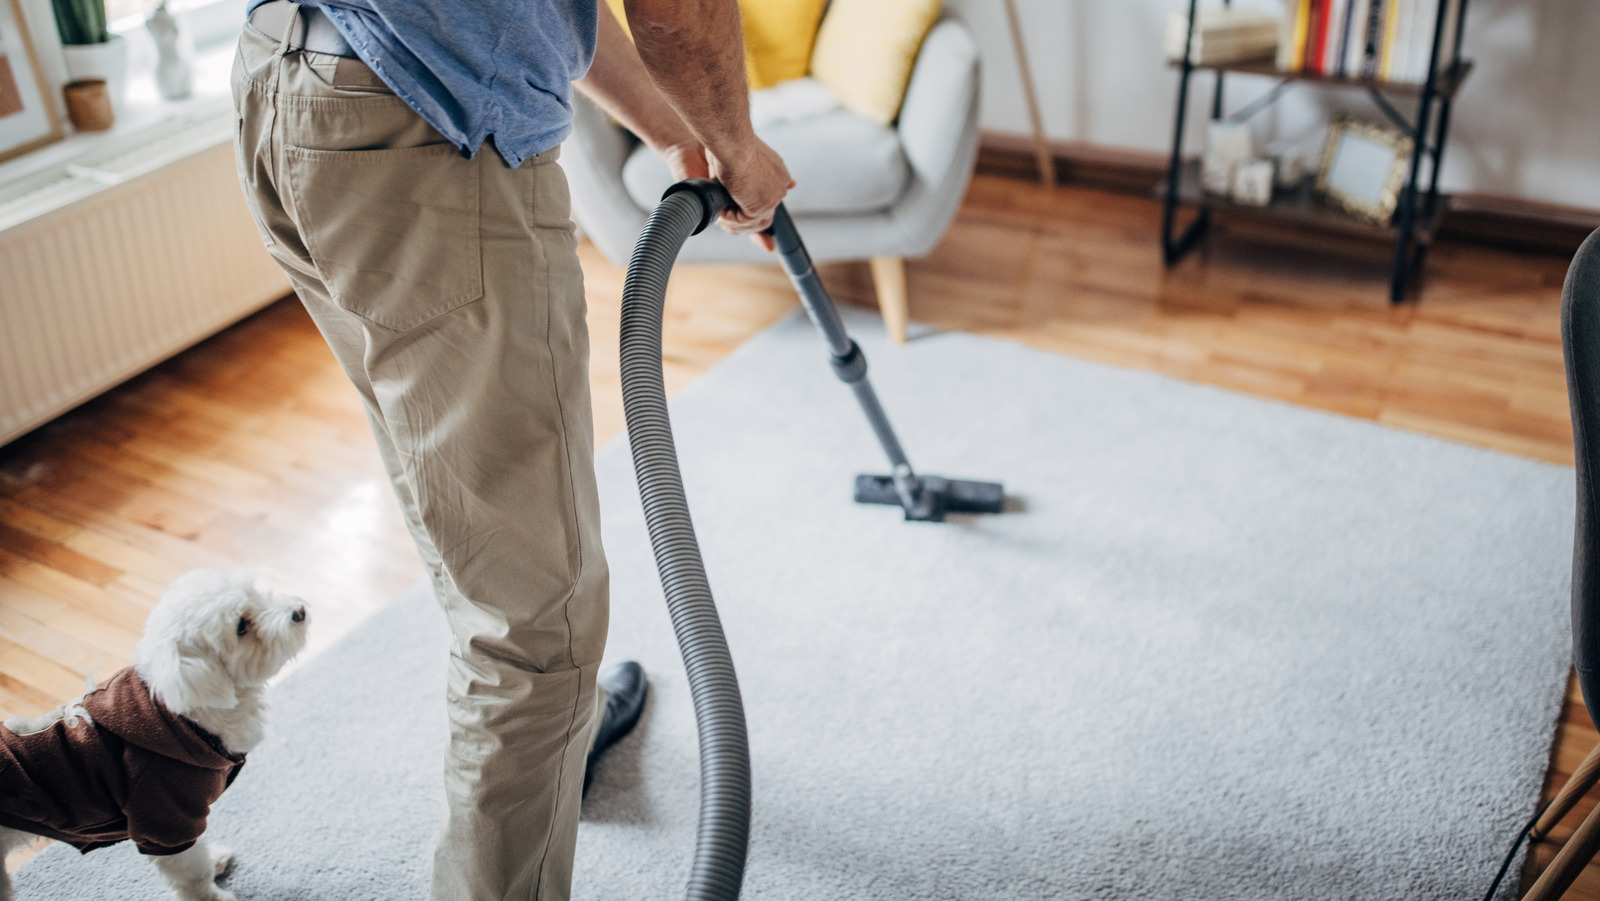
[1164,9,1280,66]
[1276,0,1462,83]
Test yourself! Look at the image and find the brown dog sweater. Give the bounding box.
[0,667,245,856]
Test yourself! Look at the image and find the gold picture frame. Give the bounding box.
[0,0,64,164]
[1314,115,1414,226]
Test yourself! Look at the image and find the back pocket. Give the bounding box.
[285,143,483,331]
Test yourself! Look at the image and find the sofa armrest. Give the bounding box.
[897,17,981,186]
[565,92,650,266]
[569,91,633,176]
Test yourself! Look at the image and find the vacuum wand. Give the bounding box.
[668,179,1005,522]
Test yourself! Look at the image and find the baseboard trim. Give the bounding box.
[976,130,1600,256]
[976,131,1168,197]
[1437,193,1600,255]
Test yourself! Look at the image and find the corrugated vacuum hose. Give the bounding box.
[620,181,750,901]
[619,178,1009,900]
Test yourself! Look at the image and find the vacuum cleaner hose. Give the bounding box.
[619,178,748,901]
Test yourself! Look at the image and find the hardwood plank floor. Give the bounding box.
[0,173,1584,894]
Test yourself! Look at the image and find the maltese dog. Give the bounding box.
[0,569,308,901]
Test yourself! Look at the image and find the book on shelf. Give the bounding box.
[1165,8,1279,65]
[1276,0,1461,83]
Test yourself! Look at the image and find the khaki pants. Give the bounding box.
[232,23,607,901]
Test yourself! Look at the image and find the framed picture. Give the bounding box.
[0,0,63,164]
[1315,115,1414,226]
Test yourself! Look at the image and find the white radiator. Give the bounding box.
[0,110,291,447]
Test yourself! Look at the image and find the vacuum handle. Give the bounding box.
[662,178,733,235]
[765,204,806,258]
[662,178,802,254]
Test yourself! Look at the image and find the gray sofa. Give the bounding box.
[563,15,981,342]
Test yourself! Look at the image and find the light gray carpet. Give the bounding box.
[16,310,1575,900]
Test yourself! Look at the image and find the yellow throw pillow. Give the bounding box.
[601,0,826,92]
[739,0,828,90]
[810,0,942,125]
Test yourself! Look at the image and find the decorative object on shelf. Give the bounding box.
[1161,0,1473,304]
[1200,160,1232,196]
[1315,115,1412,225]
[0,0,63,162]
[1202,119,1252,195]
[1271,152,1306,190]
[1165,7,1278,65]
[145,1,190,101]
[51,0,124,108]
[1278,0,1464,85]
[60,74,108,130]
[1230,159,1275,207]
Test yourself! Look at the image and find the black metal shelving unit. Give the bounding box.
[1160,0,1472,304]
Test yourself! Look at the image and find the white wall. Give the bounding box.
[952,0,1600,210]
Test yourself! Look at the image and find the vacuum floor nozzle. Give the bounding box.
[854,474,1006,522]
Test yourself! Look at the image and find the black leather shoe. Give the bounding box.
[584,661,648,796]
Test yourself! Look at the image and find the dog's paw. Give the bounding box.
[180,887,236,901]
[210,845,234,879]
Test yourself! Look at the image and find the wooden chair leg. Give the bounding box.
[870,256,908,344]
[1526,795,1600,901]
[1534,740,1600,840]
[1000,0,1055,187]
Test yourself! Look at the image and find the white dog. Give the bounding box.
[0,570,308,901]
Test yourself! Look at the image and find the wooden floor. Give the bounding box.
[0,173,1586,895]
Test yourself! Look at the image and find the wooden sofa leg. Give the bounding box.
[870,256,909,344]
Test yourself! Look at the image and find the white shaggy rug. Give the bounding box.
[17,310,1574,900]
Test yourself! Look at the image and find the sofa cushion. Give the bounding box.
[621,104,911,216]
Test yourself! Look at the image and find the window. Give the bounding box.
[105,0,148,23]
[108,0,243,50]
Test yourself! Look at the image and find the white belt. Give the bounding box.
[249,1,355,57]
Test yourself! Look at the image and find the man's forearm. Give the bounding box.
[573,2,699,158]
[621,0,756,162]
[582,0,792,240]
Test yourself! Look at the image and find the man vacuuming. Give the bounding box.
[231,1,792,898]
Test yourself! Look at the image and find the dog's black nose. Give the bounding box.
[291,606,307,623]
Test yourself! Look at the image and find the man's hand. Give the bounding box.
[655,137,792,250]
[658,141,710,183]
[709,137,794,251]
[576,0,794,251]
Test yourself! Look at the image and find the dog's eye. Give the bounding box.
[236,617,252,637]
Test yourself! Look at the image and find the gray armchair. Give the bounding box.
[1519,227,1600,901]
[563,15,981,343]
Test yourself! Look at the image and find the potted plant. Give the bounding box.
[52,0,127,108]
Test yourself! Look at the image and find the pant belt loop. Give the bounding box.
[266,3,301,199]
[275,2,301,58]
[269,2,301,92]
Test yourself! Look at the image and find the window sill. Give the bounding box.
[0,38,237,235]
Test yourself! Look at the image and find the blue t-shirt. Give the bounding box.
[251,0,598,168]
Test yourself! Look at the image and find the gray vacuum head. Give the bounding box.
[854,474,1006,522]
